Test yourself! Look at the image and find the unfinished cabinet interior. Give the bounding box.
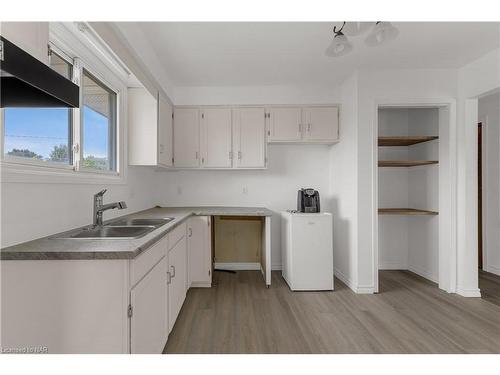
[377,106,441,283]
[128,87,173,167]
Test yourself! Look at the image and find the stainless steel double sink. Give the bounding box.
[51,218,175,240]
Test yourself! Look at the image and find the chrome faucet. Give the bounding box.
[93,189,127,226]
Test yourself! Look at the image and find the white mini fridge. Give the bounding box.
[281,211,334,291]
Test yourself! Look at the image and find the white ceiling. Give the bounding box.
[126,22,499,87]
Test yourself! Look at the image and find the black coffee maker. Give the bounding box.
[297,188,320,213]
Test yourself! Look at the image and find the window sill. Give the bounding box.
[0,160,126,185]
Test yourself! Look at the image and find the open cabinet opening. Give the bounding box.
[377,106,443,288]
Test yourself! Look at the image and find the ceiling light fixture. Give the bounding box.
[325,22,353,58]
[325,21,399,57]
[342,22,372,36]
[364,22,399,47]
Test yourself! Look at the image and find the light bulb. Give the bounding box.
[325,32,353,57]
[365,22,399,47]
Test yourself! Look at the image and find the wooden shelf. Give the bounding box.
[378,136,438,146]
[378,160,438,167]
[379,208,438,216]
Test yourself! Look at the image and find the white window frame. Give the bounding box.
[0,22,128,185]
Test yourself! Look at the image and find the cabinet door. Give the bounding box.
[158,94,173,167]
[268,107,302,141]
[168,236,187,333]
[173,108,200,168]
[128,88,158,166]
[130,256,168,354]
[201,108,232,168]
[188,216,212,287]
[234,108,266,168]
[1,22,49,64]
[302,107,339,142]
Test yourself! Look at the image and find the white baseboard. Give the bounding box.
[485,264,500,276]
[379,262,408,270]
[271,263,282,271]
[356,285,376,294]
[214,262,261,271]
[408,264,438,284]
[334,267,354,290]
[456,288,482,298]
[190,282,211,288]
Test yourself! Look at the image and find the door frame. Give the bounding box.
[372,98,457,294]
[478,115,489,272]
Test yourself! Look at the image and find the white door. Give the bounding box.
[158,94,173,167]
[130,256,168,354]
[188,216,212,287]
[302,107,339,142]
[168,236,187,333]
[268,107,302,141]
[173,108,200,168]
[234,107,266,168]
[201,108,232,168]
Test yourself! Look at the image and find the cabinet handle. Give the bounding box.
[298,123,302,133]
[167,271,172,284]
[195,151,199,159]
[188,228,193,237]
[171,265,176,278]
[238,151,242,160]
[229,151,233,160]
[307,123,311,132]
[202,157,205,164]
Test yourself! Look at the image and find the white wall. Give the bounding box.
[0,167,157,248]
[329,73,359,290]
[456,47,500,296]
[155,145,332,268]
[479,92,500,276]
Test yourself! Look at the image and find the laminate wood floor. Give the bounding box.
[164,270,500,354]
[479,270,500,307]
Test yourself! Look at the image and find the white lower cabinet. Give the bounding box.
[130,256,169,354]
[1,217,209,354]
[188,216,212,287]
[168,235,188,333]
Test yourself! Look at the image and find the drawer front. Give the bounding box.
[131,235,168,287]
[168,222,186,250]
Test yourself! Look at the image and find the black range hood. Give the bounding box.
[0,36,79,108]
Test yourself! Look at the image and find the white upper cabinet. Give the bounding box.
[158,93,173,167]
[200,108,232,168]
[173,108,200,168]
[267,107,302,142]
[128,87,173,167]
[302,107,339,142]
[266,105,339,144]
[233,107,267,168]
[0,22,49,65]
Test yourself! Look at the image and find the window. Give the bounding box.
[1,41,121,177]
[2,51,73,165]
[81,70,117,171]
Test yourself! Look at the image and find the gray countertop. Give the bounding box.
[0,206,273,261]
